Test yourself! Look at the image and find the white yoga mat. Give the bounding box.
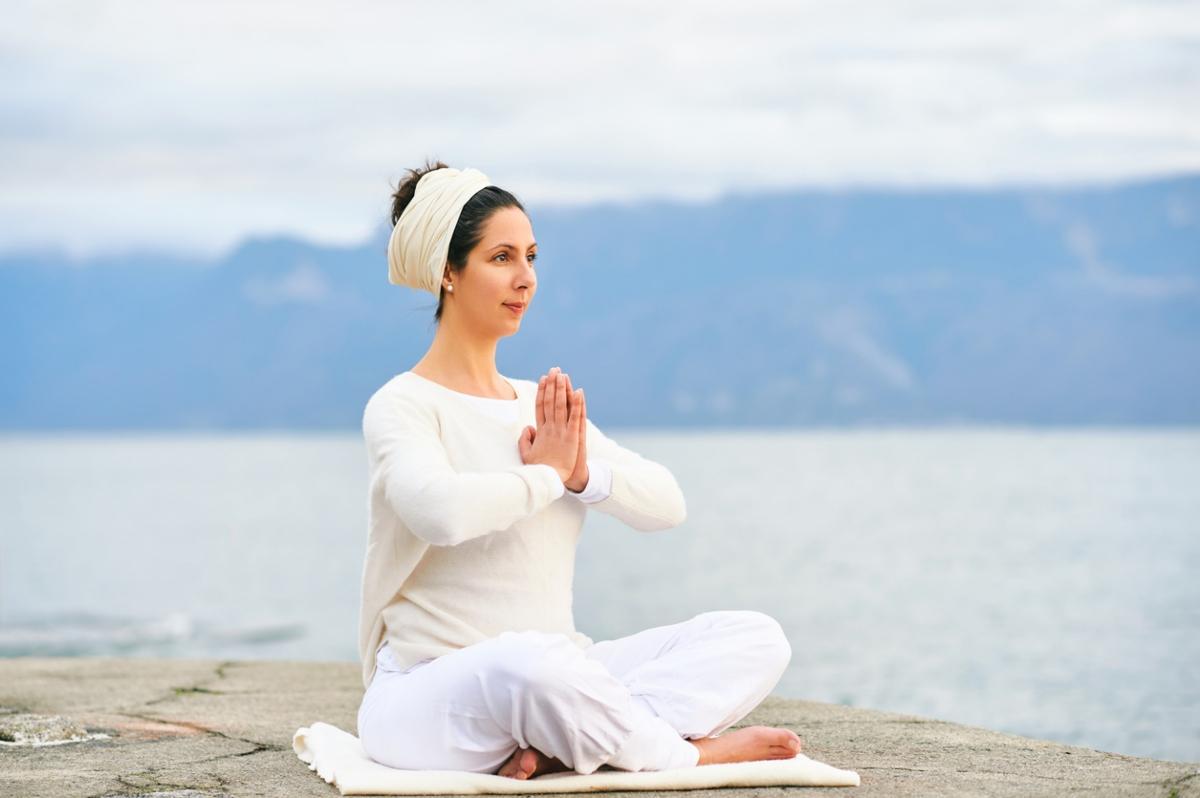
[293,722,861,795]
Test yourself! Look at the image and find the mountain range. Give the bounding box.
[2,174,1197,430]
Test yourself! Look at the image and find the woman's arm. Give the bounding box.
[363,392,565,547]
[578,417,687,531]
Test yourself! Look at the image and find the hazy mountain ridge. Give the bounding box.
[2,174,1197,429]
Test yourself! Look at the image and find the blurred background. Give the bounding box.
[2,0,1197,764]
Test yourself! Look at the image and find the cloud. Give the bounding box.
[1,0,1198,256]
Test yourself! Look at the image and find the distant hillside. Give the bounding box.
[2,174,1197,430]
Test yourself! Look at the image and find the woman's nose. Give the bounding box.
[517,263,535,288]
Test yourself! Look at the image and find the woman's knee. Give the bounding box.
[745,611,792,670]
[701,609,792,671]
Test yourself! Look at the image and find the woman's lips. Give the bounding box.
[503,303,525,314]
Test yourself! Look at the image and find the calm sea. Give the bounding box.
[1,428,1197,763]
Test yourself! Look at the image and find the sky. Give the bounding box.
[2,0,1198,258]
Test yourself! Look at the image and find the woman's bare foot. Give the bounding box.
[496,746,573,779]
[688,726,804,766]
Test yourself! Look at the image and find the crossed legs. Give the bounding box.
[357,609,798,776]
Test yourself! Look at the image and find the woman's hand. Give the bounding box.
[532,368,589,491]
[518,366,583,484]
[559,372,589,492]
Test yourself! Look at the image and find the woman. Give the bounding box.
[356,160,804,779]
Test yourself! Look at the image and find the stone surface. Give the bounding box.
[0,712,102,745]
[0,656,1196,797]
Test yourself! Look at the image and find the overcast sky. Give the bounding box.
[3,0,1198,258]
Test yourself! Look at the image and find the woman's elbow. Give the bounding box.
[645,472,688,529]
[647,488,687,530]
[394,506,460,546]
[666,491,687,527]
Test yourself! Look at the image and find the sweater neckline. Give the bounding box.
[403,371,522,404]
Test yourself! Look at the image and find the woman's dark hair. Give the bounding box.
[390,157,526,323]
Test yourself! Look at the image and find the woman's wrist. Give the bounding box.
[564,461,590,493]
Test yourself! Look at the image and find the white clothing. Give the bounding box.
[358,370,686,689]
[448,390,614,504]
[355,371,792,775]
[357,610,793,775]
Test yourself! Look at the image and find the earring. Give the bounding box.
[446,284,453,292]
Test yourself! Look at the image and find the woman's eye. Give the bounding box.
[493,252,537,264]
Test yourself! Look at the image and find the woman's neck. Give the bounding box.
[410,321,514,399]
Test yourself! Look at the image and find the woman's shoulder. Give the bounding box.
[367,370,419,399]
[363,372,445,423]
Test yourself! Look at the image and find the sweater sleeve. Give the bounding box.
[565,458,613,504]
[581,418,687,531]
[363,391,566,547]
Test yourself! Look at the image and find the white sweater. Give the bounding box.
[440,390,615,504]
[357,370,689,689]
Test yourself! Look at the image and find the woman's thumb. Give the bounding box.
[518,425,534,459]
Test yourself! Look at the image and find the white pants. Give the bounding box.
[356,610,792,775]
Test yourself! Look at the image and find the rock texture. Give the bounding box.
[0,657,1196,797]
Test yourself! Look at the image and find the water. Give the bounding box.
[1,428,1197,763]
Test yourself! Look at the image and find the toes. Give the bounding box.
[499,748,530,779]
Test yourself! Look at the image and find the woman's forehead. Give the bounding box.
[481,209,536,247]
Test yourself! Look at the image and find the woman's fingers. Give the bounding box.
[540,374,549,429]
[564,374,580,428]
[541,371,555,428]
[540,367,584,443]
[529,366,589,479]
[560,371,586,439]
[555,371,567,427]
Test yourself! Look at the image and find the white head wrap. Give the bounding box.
[387,166,492,296]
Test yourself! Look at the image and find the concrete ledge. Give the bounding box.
[1,657,1196,797]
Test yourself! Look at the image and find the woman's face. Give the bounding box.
[446,206,538,337]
